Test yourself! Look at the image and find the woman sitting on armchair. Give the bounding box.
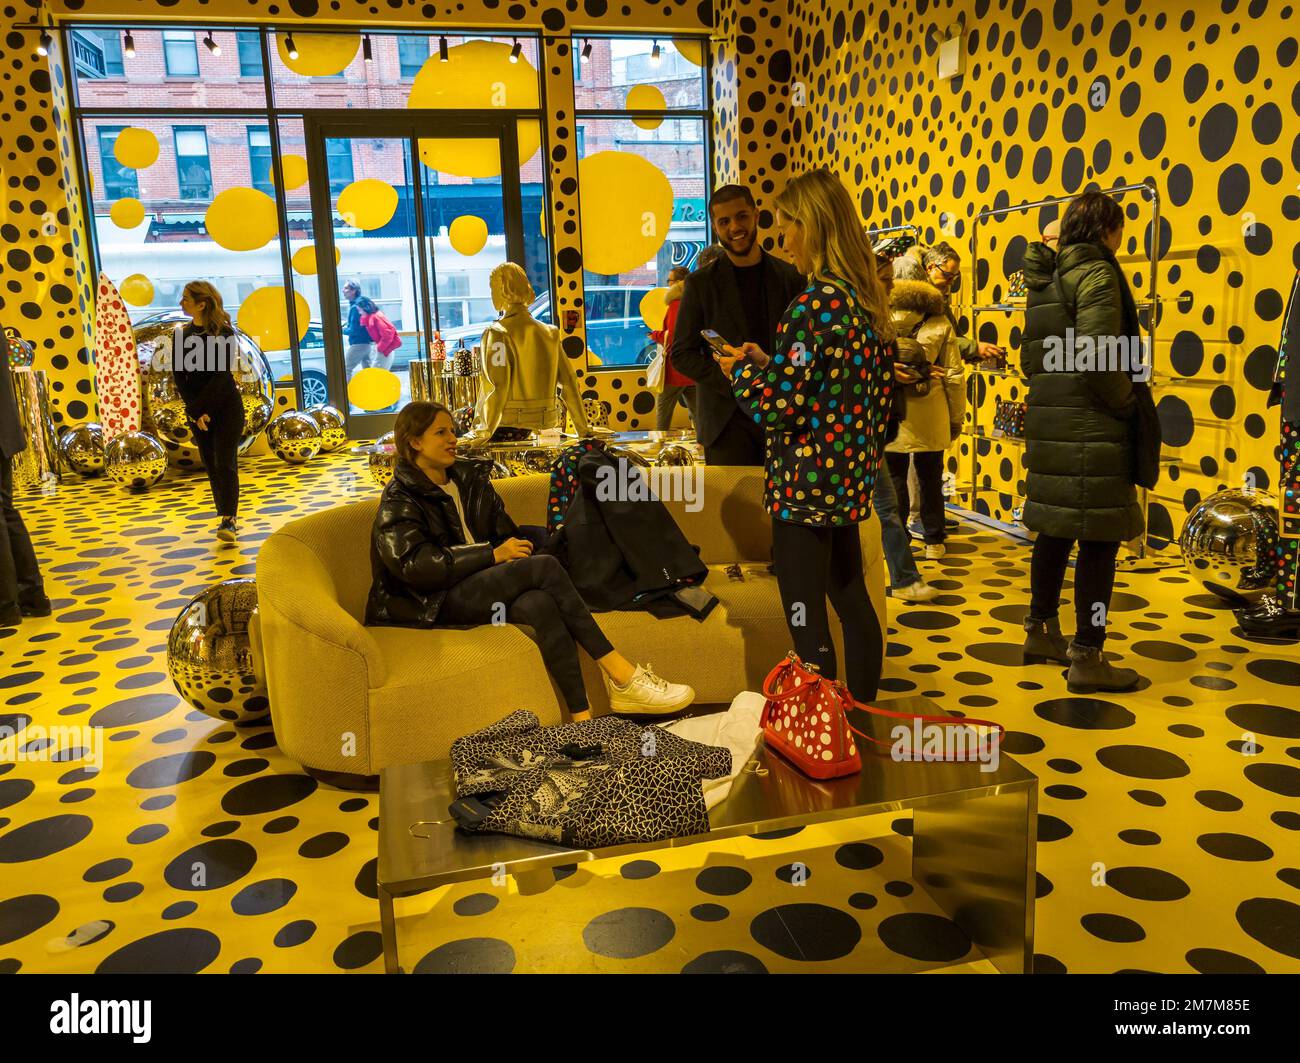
[365,400,695,719]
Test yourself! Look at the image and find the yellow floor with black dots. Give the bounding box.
[2,450,1299,974]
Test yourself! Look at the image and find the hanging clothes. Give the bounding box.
[448,710,732,848]
[1268,270,1300,608]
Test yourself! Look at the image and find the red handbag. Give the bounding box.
[760,653,1005,779]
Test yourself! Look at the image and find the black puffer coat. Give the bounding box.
[365,458,517,627]
[1020,241,1144,542]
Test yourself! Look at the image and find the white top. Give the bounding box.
[441,479,476,544]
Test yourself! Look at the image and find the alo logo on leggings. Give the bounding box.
[593,457,703,512]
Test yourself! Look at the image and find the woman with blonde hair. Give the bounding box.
[176,280,244,542]
[714,168,895,701]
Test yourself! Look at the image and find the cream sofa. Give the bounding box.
[251,467,886,780]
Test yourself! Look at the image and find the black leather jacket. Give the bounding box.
[365,458,518,627]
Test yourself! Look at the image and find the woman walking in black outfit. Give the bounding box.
[714,169,895,702]
[366,400,695,719]
[176,281,245,542]
[1019,191,1143,693]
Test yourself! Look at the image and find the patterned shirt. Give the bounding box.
[732,275,892,526]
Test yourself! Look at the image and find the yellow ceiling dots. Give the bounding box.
[577,151,674,275]
[113,127,159,169]
[276,33,358,76]
[291,244,340,275]
[205,188,280,251]
[626,84,667,130]
[109,198,145,230]
[237,286,310,352]
[278,154,309,190]
[639,286,670,331]
[673,39,705,66]
[119,274,154,307]
[348,366,402,411]
[336,179,399,231]
[449,215,489,256]
[410,40,540,177]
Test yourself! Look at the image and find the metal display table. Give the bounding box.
[377,696,1037,974]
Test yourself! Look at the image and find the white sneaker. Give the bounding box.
[893,580,939,602]
[924,543,946,560]
[606,663,695,716]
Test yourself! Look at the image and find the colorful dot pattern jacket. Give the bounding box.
[731,275,893,527]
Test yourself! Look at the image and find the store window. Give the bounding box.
[96,126,138,199]
[237,32,264,78]
[174,126,213,200]
[248,127,275,196]
[162,30,199,78]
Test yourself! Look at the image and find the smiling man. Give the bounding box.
[671,185,805,465]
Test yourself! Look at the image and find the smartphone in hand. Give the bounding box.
[700,329,731,356]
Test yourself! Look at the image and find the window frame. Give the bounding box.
[172,124,213,200]
[236,31,264,78]
[162,30,200,78]
[96,124,138,199]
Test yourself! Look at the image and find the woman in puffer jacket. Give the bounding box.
[650,265,697,431]
[882,256,965,560]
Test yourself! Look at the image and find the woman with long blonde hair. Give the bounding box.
[176,280,244,542]
[714,167,895,701]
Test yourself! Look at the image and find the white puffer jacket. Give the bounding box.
[885,279,966,454]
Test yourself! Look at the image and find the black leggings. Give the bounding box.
[437,554,615,713]
[1028,534,1121,648]
[771,519,883,703]
[885,450,946,544]
[191,402,244,518]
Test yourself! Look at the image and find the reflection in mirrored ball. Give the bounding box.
[656,443,694,467]
[308,404,348,451]
[488,460,514,480]
[167,577,269,725]
[368,446,396,488]
[266,410,322,464]
[59,422,106,476]
[104,430,167,489]
[1179,488,1279,604]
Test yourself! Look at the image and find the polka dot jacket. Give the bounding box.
[732,275,893,527]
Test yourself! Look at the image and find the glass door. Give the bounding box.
[305,115,523,438]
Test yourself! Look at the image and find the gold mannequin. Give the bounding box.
[465,263,590,443]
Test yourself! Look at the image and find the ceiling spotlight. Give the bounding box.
[123,30,135,59]
[203,31,220,56]
[438,36,449,63]
[509,38,522,64]
[363,35,372,64]
[581,40,592,63]
[37,28,51,57]
[650,39,661,64]
[285,32,298,60]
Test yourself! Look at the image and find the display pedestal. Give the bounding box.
[12,367,61,492]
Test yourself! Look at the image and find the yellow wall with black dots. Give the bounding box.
[718,0,1300,545]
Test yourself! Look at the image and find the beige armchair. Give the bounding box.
[251,466,886,780]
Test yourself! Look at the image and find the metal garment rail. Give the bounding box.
[967,180,1163,559]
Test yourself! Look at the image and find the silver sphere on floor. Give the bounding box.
[59,422,105,476]
[308,405,348,451]
[104,430,167,489]
[266,410,322,464]
[167,577,269,725]
[1178,488,1279,604]
[656,443,694,467]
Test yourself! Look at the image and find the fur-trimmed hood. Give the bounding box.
[889,278,946,317]
[665,280,685,303]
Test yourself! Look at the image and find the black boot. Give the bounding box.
[1236,594,1300,640]
[1066,641,1140,694]
[1023,616,1070,665]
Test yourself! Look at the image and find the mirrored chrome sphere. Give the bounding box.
[104,430,167,490]
[308,404,348,451]
[488,460,514,480]
[266,410,322,464]
[656,443,694,467]
[59,422,106,476]
[167,577,269,725]
[1179,488,1279,604]
[368,444,397,488]
[583,397,609,429]
[134,317,275,461]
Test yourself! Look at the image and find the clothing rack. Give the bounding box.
[964,180,1172,565]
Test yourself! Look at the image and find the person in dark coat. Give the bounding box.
[671,185,806,466]
[0,352,50,627]
[176,280,245,543]
[1019,191,1143,693]
[365,400,695,719]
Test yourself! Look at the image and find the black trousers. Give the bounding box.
[885,450,946,544]
[438,554,615,713]
[191,402,244,518]
[1028,534,1121,648]
[0,455,45,611]
[704,409,764,466]
[771,518,883,703]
